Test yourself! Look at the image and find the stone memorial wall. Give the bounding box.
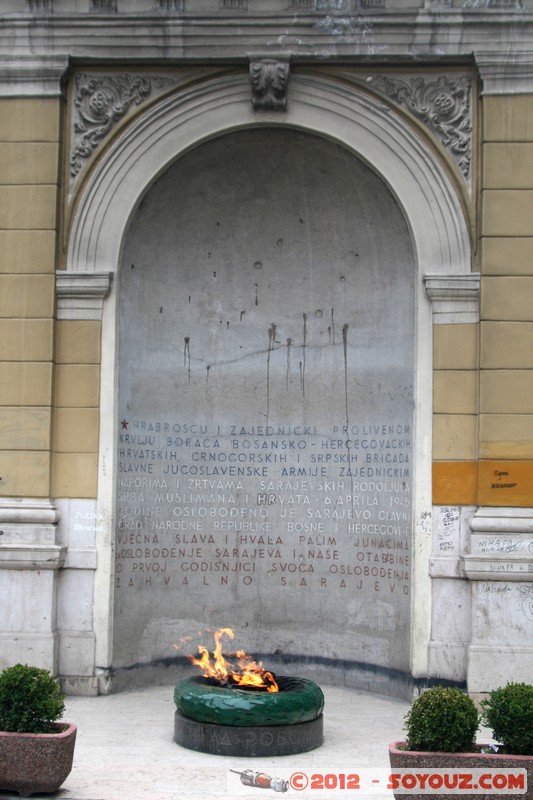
[113,129,415,689]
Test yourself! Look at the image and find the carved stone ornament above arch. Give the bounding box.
[67,70,471,281]
[67,66,473,197]
[68,68,220,196]
[351,72,472,186]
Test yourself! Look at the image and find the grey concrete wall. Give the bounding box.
[114,128,415,693]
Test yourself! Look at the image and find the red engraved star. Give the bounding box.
[121,419,129,430]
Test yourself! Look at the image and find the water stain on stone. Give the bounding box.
[342,323,349,425]
[301,313,307,396]
[184,337,191,384]
[266,323,277,422]
[286,337,292,390]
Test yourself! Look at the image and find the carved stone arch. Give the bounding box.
[68,71,470,276]
[66,70,472,680]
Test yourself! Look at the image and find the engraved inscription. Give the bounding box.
[115,417,411,599]
[114,128,415,672]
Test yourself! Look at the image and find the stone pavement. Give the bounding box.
[2,685,413,800]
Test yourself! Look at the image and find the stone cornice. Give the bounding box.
[476,50,533,94]
[56,271,113,320]
[464,507,533,582]
[424,272,480,324]
[0,498,59,526]
[0,54,69,97]
[1,13,533,67]
[0,498,65,571]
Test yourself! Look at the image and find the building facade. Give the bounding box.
[1,0,532,697]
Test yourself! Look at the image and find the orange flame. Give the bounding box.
[186,628,279,693]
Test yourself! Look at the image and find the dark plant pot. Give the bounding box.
[0,722,77,797]
[389,741,532,800]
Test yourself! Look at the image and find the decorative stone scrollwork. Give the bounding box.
[156,0,183,8]
[27,0,52,9]
[249,58,291,111]
[90,0,117,10]
[71,73,177,178]
[367,74,472,180]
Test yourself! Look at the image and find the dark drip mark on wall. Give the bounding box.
[286,338,292,391]
[184,337,191,385]
[206,365,210,384]
[342,323,349,426]
[240,310,245,322]
[342,322,354,515]
[266,323,277,424]
[301,313,307,396]
[331,308,335,344]
[255,284,259,307]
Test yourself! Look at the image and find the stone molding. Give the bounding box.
[424,272,480,324]
[0,54,69,97]
[61,546,98,570]
[56,271,113,320]
[12,0,527,11]
[463,506,533,581]
[1,13,533,70]
[249,56,291,111]
[428,553,465,579]
[476,51,533,95]
[2,16,533,104]
[0,497,59,525]
[0,498,64,570]
[0,545,66,570]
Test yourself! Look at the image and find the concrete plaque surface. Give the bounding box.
[114,129,415,688]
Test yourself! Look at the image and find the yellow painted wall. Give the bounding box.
[434,95,533,508]
[52,321,101,498]
[2,90,531,508]
[0,99,61,498]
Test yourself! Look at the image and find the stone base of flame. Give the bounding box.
[173,670,325,756]
[174,710,324,756]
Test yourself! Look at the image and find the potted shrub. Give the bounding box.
[0,663,77,797]
[389,684,532,800]
[480,682,533,756]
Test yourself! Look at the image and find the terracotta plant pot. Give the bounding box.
[0,722,77,797]
[389,741,532,800]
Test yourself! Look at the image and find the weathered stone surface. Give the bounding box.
[114,127,415,691]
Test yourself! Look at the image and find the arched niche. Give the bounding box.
[65,70,471,693]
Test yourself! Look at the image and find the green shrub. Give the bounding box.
[404,685,479,753]
[481,682,533,756]
[0,664,65,734]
